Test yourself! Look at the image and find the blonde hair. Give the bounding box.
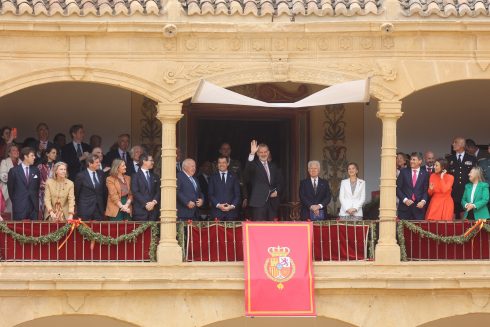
[52,162,68,179]
[472,166,486,183]
[109,158,125,177]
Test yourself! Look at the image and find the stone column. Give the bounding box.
[155,102,183,264]
[375,100,403,264]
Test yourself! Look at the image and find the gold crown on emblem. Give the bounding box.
[268,245,290,257]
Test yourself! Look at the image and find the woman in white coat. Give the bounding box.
[0,144,20,215]
[339,162,366,220]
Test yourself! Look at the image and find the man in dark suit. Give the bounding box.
[74,154,107,220]
[131,153,160,221]
[396,152,430,220]
[299,160,331,220]
[127,145,143,176]
[62,124,92,181]
[467,139,488,161]
[208,156,241,221]
[244,140,283,221]
[421,150,435,175]
[7,147,40,220]
[34,122,55,164]
[176,159,204,221]
[103,134,131,170]
[448,137,477,218]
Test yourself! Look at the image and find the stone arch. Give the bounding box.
[400,78,490,101]
[169,64,398,103]
[200,315,359,327]
[15,314,140,327]
[417,313,490,327]
[0,66,167,103]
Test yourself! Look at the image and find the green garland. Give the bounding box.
[397,220,487,261]
[0,221,159,262]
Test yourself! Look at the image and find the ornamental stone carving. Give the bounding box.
[162,63,230,85]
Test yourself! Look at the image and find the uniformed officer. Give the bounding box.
[447,137,477,219]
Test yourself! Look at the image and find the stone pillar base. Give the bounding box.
[374,243,401,265]
[157,242,183,265]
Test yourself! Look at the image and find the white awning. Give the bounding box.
[191,78,371,108]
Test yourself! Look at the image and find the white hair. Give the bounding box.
[307,160,321,169]
[182,158,195,169]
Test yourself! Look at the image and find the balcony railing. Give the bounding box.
[180,220,378,263]
[0,221,158,262]
[397,220,490,261]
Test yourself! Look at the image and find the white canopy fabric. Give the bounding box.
[191,78,371,108]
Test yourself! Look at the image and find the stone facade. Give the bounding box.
[1,0,490,325]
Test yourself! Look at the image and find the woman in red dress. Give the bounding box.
[426,158,454,220]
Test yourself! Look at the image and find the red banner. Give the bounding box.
[243,222,315,316]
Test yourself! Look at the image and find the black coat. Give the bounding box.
[208,171,241,219]
[74,169,107,220]
[103,149,131,171]
[7,164,40,220]
[244,158,282,208]
[299,177,331,219]
[131,169,161,221]
[62,142,92,181]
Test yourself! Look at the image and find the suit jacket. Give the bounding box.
[105,175,133,217]
[299,177,331,219]
[339,178,366,217]
[62,142,92,181]
[74,169,107,219]
[126,160,139,177]
[208,171,241,219]
[177,171,204,220]
[448,153,477,198]
[197,174,210,209]
[462,182,490,219]
[103,149,131,170]
[244,158,282,208]
[7,164,40,220]
[44,178,75,220]
[396,167,429,218]
[131,169,160,221]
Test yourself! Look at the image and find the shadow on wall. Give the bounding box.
[16,314,139,327]
[418,313,490,327]
[203,316,358,327]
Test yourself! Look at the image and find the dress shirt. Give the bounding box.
[403,168,425,204]
[456,152,465,163]
[87,168,99,186]
[470,183,477,204]
[310,177,323,208]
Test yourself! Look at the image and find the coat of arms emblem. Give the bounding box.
[264,245,296,290]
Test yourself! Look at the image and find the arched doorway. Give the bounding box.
[179,81,371,219]
[16,314,139,327]
[202,316,358,327]
[418,313,490,327]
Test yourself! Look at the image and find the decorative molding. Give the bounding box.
[474,51,490,72]
[66,294,86,312]
[140,97,162,174]
[229,82,309,102]
[163,63,231,85]
[322,104,347,215]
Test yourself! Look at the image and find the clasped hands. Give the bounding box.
[187,198,203,209]
[404,199,426,208]
[145,200,157,211]
[218,203,235,212]
[310,204,321,216]
[465,203,476,212]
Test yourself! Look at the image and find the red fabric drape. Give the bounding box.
[186,223,370,262]
[402,221,490,260]
[0,222,152,261]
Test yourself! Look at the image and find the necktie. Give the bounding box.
[458,154,462,163]
[135,162,139,172]
[92,171,99,187]
[25,166,29,183]
[122,152,126,162]
[76,144,83,157]
[262,161,271,183]
[411,170,417,201]
[313,179,317,194]
[221,172,226,183]
[146,171,151,189]
[189,177,197,191]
